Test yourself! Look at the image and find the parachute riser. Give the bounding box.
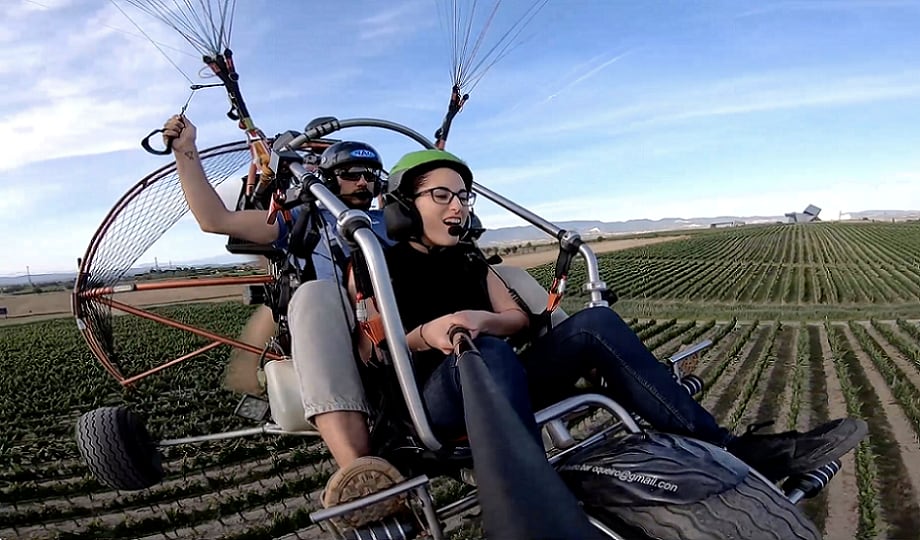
[198,50,277,202]
[434,85,470,150]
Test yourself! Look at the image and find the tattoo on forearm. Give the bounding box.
[184,150,197,160]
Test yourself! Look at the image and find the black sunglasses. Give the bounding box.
[336,168,381,182]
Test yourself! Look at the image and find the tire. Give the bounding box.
[75,406,164,490]
[559,432,821,540]
[588,474,820,540]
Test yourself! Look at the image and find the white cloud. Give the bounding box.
[476,69,920,146]
[0,3,195,171]
[358,0,433,41]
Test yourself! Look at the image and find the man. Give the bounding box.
[163,115,407,530]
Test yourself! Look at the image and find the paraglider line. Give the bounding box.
[109,0,195,84]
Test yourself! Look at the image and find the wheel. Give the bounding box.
[75,406,164,490]
[558,431,821,540]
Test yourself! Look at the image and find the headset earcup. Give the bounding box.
[321,173,341,195]
[370,177,385,197]
[383,197,421,241]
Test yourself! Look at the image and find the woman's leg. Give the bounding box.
[521,307,733,446]
[520,307,868,482]
[422,335,539,444]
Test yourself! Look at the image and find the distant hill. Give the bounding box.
[846,209,920,220]
[477,215,783,246]
[3,209,917,287]
[477,209,920,246]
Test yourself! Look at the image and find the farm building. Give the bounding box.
[710,220,746,228]
[785,204,821,223]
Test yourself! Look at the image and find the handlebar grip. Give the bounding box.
[448,325,471,344]
[141,128,173,156]
[303,116,340,140]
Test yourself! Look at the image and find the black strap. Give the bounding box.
[327,234,350,279]
[286,204,321,282]
[351,248,375,300]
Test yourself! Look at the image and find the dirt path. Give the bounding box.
[496,235,687,269]
[0,285,246,325]
[818,324,858,540]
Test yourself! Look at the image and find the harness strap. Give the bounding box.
[360,313,388,348]
[349,250,389,349]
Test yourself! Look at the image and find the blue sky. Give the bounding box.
[2,0,919,275]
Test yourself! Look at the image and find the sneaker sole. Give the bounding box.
[323,457,408,530]
[785,418,868,476]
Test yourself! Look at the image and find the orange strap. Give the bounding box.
[546,277,566,312]
[265,191,291,226]
[360,315,387,347]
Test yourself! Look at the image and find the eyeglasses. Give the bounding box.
[414,186,476,207]
[336,168,380,182]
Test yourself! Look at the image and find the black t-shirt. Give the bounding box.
[384,241,494,384]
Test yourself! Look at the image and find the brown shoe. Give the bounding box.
[321,456,407,530]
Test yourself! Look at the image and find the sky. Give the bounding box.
[1,0,919,275]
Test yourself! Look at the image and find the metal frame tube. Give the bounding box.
[472,181,563,238]
[289,118,437,152]
[435,491,480,520]
[309,475,431,523]
[157,423,319,447]
[577,242,608,307]
[535,393,642,434]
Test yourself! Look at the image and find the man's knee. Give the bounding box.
[288,279,354,329]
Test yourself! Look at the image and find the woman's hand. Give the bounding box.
[419,311,493,354]
[418,315,460,355]
[449,310,493,339]
[163,115,197,154]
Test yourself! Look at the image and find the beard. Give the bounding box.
[343,190,374,210]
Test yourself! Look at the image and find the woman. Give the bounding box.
[355,149,867,484]
[351,149,541,445]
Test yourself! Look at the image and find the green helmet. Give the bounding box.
[383,149,475,242]
[386,149,473,199]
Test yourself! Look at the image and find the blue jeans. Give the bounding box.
[521,307,733,446]
[421,336,540,444]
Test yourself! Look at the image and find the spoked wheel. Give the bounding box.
[75,406,164,490]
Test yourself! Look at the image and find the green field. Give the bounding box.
[3,221,920,539]
[535,221,920,320]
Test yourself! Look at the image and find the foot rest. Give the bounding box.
[680,374,704,397]
[343,515,419,540]
[309,475,431,526]
[668,339,712,378]
[782,459,842,504]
